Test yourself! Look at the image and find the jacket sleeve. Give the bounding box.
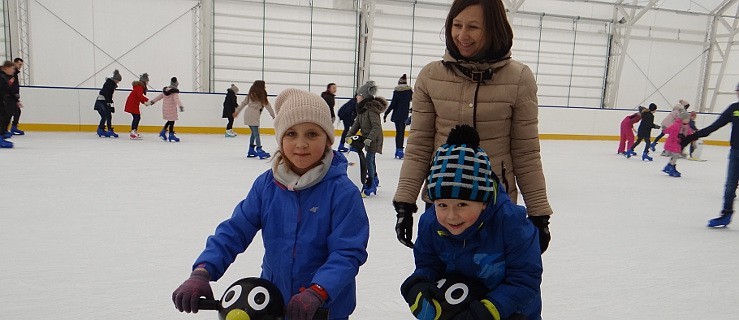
[135,87,149,103]
[192,177,265,280]
[487,205,542,318]
[149,93,164,104]
[234,97,249,115]
[264,103,275,118]
[174,93,183,108]
[368,111,383,142]
[385,91,397,118]
[411,215,444,280]
[394,65,437,204]
[311,185,369,300]
[694,105,733,139]
[510,66,552,217]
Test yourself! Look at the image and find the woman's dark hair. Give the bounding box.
[445,0,513,61]
[249,80,269,106]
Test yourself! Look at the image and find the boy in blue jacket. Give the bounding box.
[400,125,543,320]
[172,88,370,320]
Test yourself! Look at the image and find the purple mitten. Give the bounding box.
[172,268,213,313]
[286,288,325,320]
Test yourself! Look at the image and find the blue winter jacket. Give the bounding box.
[194,152,370,319]
[412,190,542,320]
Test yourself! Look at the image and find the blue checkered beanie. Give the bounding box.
[427,125,496,202]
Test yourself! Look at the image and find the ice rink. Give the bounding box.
[2,131,738,319]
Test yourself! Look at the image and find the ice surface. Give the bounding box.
[2,132,738,319]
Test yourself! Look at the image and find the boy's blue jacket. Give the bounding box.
[194,152,369,319]
[412,190,542,320]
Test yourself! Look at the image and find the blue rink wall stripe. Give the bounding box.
[16,123,731,146]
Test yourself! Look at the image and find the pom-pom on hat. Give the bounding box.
[139,73,149,83]
[112,69,122,82]
[679,99,690,108]
[170,77,179,88]
[356,80,377,99]
[398,74,407,85]
[273,88,334,145]
[427,125,497,203]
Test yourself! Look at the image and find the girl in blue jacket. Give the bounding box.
[400,125,542,320]
[172,88,370,320]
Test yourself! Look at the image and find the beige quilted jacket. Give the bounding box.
[393,52,553,217]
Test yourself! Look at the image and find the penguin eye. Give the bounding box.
[221,285,244,309]
[247,285,271,311]
[444,282,470,306]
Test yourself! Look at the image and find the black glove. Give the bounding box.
[107,103,115,113]
[400,275,441,318]
[680,133,698,149]
[449,300,499,320]
[678,133,685,140]
[528,215,550,254]
[655,125,661,129]
[394,201,417,248]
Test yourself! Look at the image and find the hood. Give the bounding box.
[357,96,388,114]
[163,86,180,96]
[394,84,412,92]
[442,50,512,82]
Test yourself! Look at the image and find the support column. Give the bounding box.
[603,0,658,108]
[357,0,375,88]
[197,0,213,92]
[699,0,739,112]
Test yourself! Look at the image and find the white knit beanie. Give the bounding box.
[274,88,335,145]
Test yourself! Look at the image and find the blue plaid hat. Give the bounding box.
[427,125,497,203]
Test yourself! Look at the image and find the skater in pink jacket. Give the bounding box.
[148,77,184,142]
[618,106,644,155]
[661,113,693,177]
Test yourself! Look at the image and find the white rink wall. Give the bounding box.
[18,86,732,143]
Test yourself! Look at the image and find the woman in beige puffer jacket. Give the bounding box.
[393,0,553,253]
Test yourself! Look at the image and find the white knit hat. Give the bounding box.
[274,88,335,145]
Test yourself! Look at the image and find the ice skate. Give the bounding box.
[107,128,119,138]
[247,145,258,158]
[159,129,167,141]
[0,138,13,148]
[168,132,180,142]
[129,130,142,140]
[395,148,404,159]
[649,142,657,152]
[11,125,24,135]
[708,211,733,228]
[256,146,270,159]
[97,128,110,138]
[642,151,653,161]
[225,129,237,137]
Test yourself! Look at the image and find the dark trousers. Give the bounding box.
[631,136,652,154]
[0,104,11,135]
[394,121,406,149]
[653,130,665,144]
[226,116,234,130]
[11,105,20,125]
[339,118,353,146]
[723,149,739,212]
[163,121,175,133]
[131,114,141,131]
[96,101,112,130]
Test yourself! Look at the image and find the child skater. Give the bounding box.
[336,96,357,152]
[93,69,122,138]
[617,106,644,155]
[172,88,369,320]
[147,77,184,142]
[384,74,412,159]
[0,61,16,147]
[124,73,150,140]
[234,80,275,159]
[687,111,705,161]
[223,84,239,137]
[400,125,542,320]
[662,112,693,177]
[346,80,387,197]
[626,103,660,161]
